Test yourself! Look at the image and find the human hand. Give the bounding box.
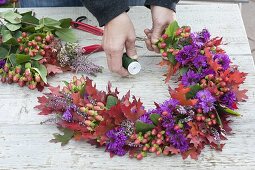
[103,12,137,77]
[144,6,176,53]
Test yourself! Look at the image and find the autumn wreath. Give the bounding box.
[34,21,248,160]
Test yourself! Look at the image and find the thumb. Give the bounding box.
[151,25,164,45]
[125,37,138,59]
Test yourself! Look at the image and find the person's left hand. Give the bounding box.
[144,5,176,53]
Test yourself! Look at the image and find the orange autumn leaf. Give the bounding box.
[169,84,198,106]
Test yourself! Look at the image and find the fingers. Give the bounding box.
[151,25,165,53]
[144,29,154,51]
[125,36,138,59]
[110,50,129,77]
[103,38,129,77]
[104,45,129,77]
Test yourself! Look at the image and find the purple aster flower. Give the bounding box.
[220,91,237,109]
[0,60,5,69]
[139,108,158,124]
[196,90,216,113]
[190,33,204,47]
[213,54,231,70]
[62,109,72,121]
[169,130,189,152]
[181,70,201,87]
[162,114,175,129]
[176,45,198,65]
[193,55,207,69]
[200,68,215,78]
[190,29,210,47]
[160,99,179,113]
[200,29,211,42]
[106,128,128,156]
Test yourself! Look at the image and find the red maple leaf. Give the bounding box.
[94,111,115,137]
[169,84,198,106]
[85,78,106,103]
[181,148,200,160]
[210,143,225,151]
[188,122,199,136]
[45,64,63,74]
[108,103,126,125]
[34,96,54,115]
[107,81,119,96]
[121,97,146,122]
[48,85,61,95]
[212,37,223,46]
[188,134,202,149]
[58,121,88,132]
[165,146,180,155]
[71,92,84,106]
[232,87,248,102]
[228,70,247,84]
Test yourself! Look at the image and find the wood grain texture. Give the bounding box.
[0,5,255,170]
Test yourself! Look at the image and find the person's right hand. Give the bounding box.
[102,12,137,77]
[144,6,176,53]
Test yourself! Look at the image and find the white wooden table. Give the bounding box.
[0,5,255,170]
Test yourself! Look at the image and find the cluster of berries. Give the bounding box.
[0,62,43,90]
[158,26,191,60]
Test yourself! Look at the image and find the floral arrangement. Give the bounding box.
[35,21,248,160]
[0,10,102,90]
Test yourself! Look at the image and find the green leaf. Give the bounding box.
[55,28,77,42]
[34,24,44,31]
[59,18,72,28]
[1,29,18,45]
[16,54,31,64]
[20,11,33,16]
[186,84,202,99]
[215,110,223,127]
[180,67,188,76]
[167,52,177,65]
[21,25,36,32]
[40,17,61,27]
[14,30,22,39]
[224,108,240,116]
[9,54,16,66]
[22,14,39,25]
[106,95,118,109]
[4,11,22,24]
[0,47,8,59]
[135,121,155,134]
[32,55,43,61]
[5,23,21,31]
[1,29,12,42]
[31,64,48,83]
[50,128,74,146]
[150,114,161,126]
[165,21,179,40]
[216,105,241,117]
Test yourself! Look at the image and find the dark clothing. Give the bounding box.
[83,0,179,27]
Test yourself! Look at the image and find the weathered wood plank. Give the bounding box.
[0,123,255,170]
[0,5,254,170]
